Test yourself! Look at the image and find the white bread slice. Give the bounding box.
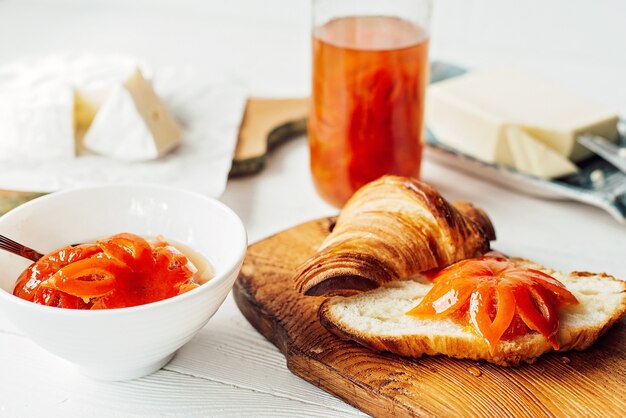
[319,259,626,366]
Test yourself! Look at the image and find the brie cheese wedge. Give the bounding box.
[83,69,182,161]
[0,85,75,161]
[74,88,109,136]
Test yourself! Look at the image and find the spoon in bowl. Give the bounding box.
[0,234,44,262]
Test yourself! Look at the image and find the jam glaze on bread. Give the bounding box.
[319,259,626,366]
[294,176,496,296]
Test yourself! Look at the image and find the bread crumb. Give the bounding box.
[561,356,571,365]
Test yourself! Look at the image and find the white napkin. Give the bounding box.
[0,53,247,197]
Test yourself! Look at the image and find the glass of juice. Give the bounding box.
[309,0,432,207]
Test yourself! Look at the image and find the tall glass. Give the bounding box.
[309,0,432,207]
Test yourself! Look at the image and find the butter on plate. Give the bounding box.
[426,71,619,179]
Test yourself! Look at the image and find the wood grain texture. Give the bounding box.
[233,217,626,418]
[0,190,44,216]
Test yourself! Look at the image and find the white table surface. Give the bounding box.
[1,0,625,416]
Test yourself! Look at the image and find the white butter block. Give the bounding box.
[505,127,578,178]
[0,85,75,161]
[426,71,619,178]
[83,69,182,161]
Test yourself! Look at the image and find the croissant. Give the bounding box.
[294,175,496,296]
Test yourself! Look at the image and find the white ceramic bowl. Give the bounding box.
[0,185,247,381]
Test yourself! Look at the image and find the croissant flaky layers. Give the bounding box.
[294,175,496,296]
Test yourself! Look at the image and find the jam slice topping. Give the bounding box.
[13,233,199,310]
[407,252,578,352]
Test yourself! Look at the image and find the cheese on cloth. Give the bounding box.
[83,69,182,161]
[426,71,619,179]
[0,85,75,161]
[74,88,109,136]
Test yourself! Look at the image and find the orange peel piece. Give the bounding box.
[408,252,578,352]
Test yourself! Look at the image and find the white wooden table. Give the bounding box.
[1,1,625,416]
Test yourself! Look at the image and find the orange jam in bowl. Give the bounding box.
[13,233,212,310]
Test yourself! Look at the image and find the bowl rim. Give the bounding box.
[0,183,247,316]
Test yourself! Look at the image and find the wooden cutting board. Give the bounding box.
[233,217,626,418]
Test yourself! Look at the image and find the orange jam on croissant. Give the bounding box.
[407,252,578,352]
[13,233,205,310]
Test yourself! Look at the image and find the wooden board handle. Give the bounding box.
[230,97,309,176]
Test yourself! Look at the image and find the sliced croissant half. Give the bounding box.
[294,175,496,296]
